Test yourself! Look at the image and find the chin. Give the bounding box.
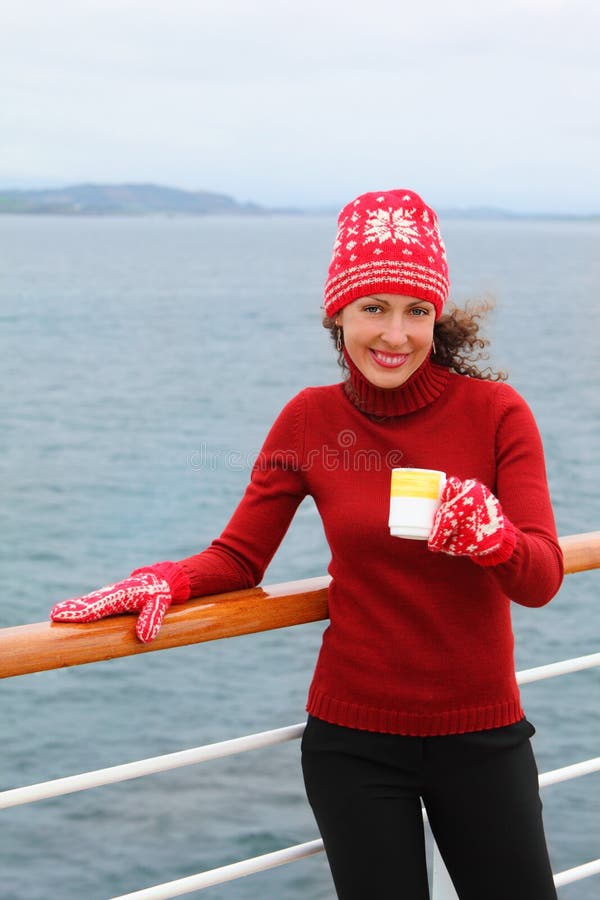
[367,359,414,384]
[368,371,411,389]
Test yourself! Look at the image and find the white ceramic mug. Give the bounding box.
[388,468,446,540]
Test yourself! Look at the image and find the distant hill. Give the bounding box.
[0,183,597,219]
[0,183,271,216]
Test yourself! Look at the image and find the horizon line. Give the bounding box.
[1,180,598,220]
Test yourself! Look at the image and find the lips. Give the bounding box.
[369,349,410,369]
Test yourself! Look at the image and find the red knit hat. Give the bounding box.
[324,189,449,320]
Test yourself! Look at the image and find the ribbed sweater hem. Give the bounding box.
[306,686,524,737]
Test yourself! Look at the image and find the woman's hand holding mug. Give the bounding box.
[427,476,516,565]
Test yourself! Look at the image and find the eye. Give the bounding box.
[409,306,431,317]
[362,304,383,314]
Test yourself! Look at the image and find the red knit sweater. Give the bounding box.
[179,357,563,736]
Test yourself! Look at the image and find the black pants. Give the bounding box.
[301,715,557,900]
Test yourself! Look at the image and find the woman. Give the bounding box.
[51,189,563,899]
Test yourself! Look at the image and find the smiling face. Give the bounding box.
[336,293,436,389]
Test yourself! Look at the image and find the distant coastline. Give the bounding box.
[0,183,598,221]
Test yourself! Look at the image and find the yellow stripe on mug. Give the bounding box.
[390,468,445,500]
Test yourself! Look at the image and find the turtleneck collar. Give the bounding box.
[342,349,449,418]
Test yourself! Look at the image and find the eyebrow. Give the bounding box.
[365,296,434,309]
[364,296,393,306]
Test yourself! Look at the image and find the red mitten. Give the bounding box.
[428,476,516,566]
[50,561,191,643]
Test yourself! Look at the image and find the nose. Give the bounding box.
[380,314,408,348]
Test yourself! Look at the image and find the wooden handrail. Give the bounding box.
[559,531,600,574]
[1,532,599,680]
[0,577,330,679]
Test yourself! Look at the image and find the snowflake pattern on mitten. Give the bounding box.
[428,476,517,566]
[50,564,188,643]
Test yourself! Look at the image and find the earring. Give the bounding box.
[431,339,437,355]
[336,328,343,352]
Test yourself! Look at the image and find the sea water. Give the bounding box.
[0,214,598,899]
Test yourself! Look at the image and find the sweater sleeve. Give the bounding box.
[177,392,309,599]
[487,385,564,607]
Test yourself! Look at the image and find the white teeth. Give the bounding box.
[373,351,405,365]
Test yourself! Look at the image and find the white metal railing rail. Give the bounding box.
[2,653,598,811]
[0,723,305,810]
[110,841,326,900]
[2,653,599,898]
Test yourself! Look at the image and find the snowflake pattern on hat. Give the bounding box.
[363,206,424,248]
[324,189,449,319]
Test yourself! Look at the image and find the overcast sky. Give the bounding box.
[1,0,599,213]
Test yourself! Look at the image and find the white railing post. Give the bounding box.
[431,841,459,900]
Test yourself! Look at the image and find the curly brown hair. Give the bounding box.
[323,298,507,382]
